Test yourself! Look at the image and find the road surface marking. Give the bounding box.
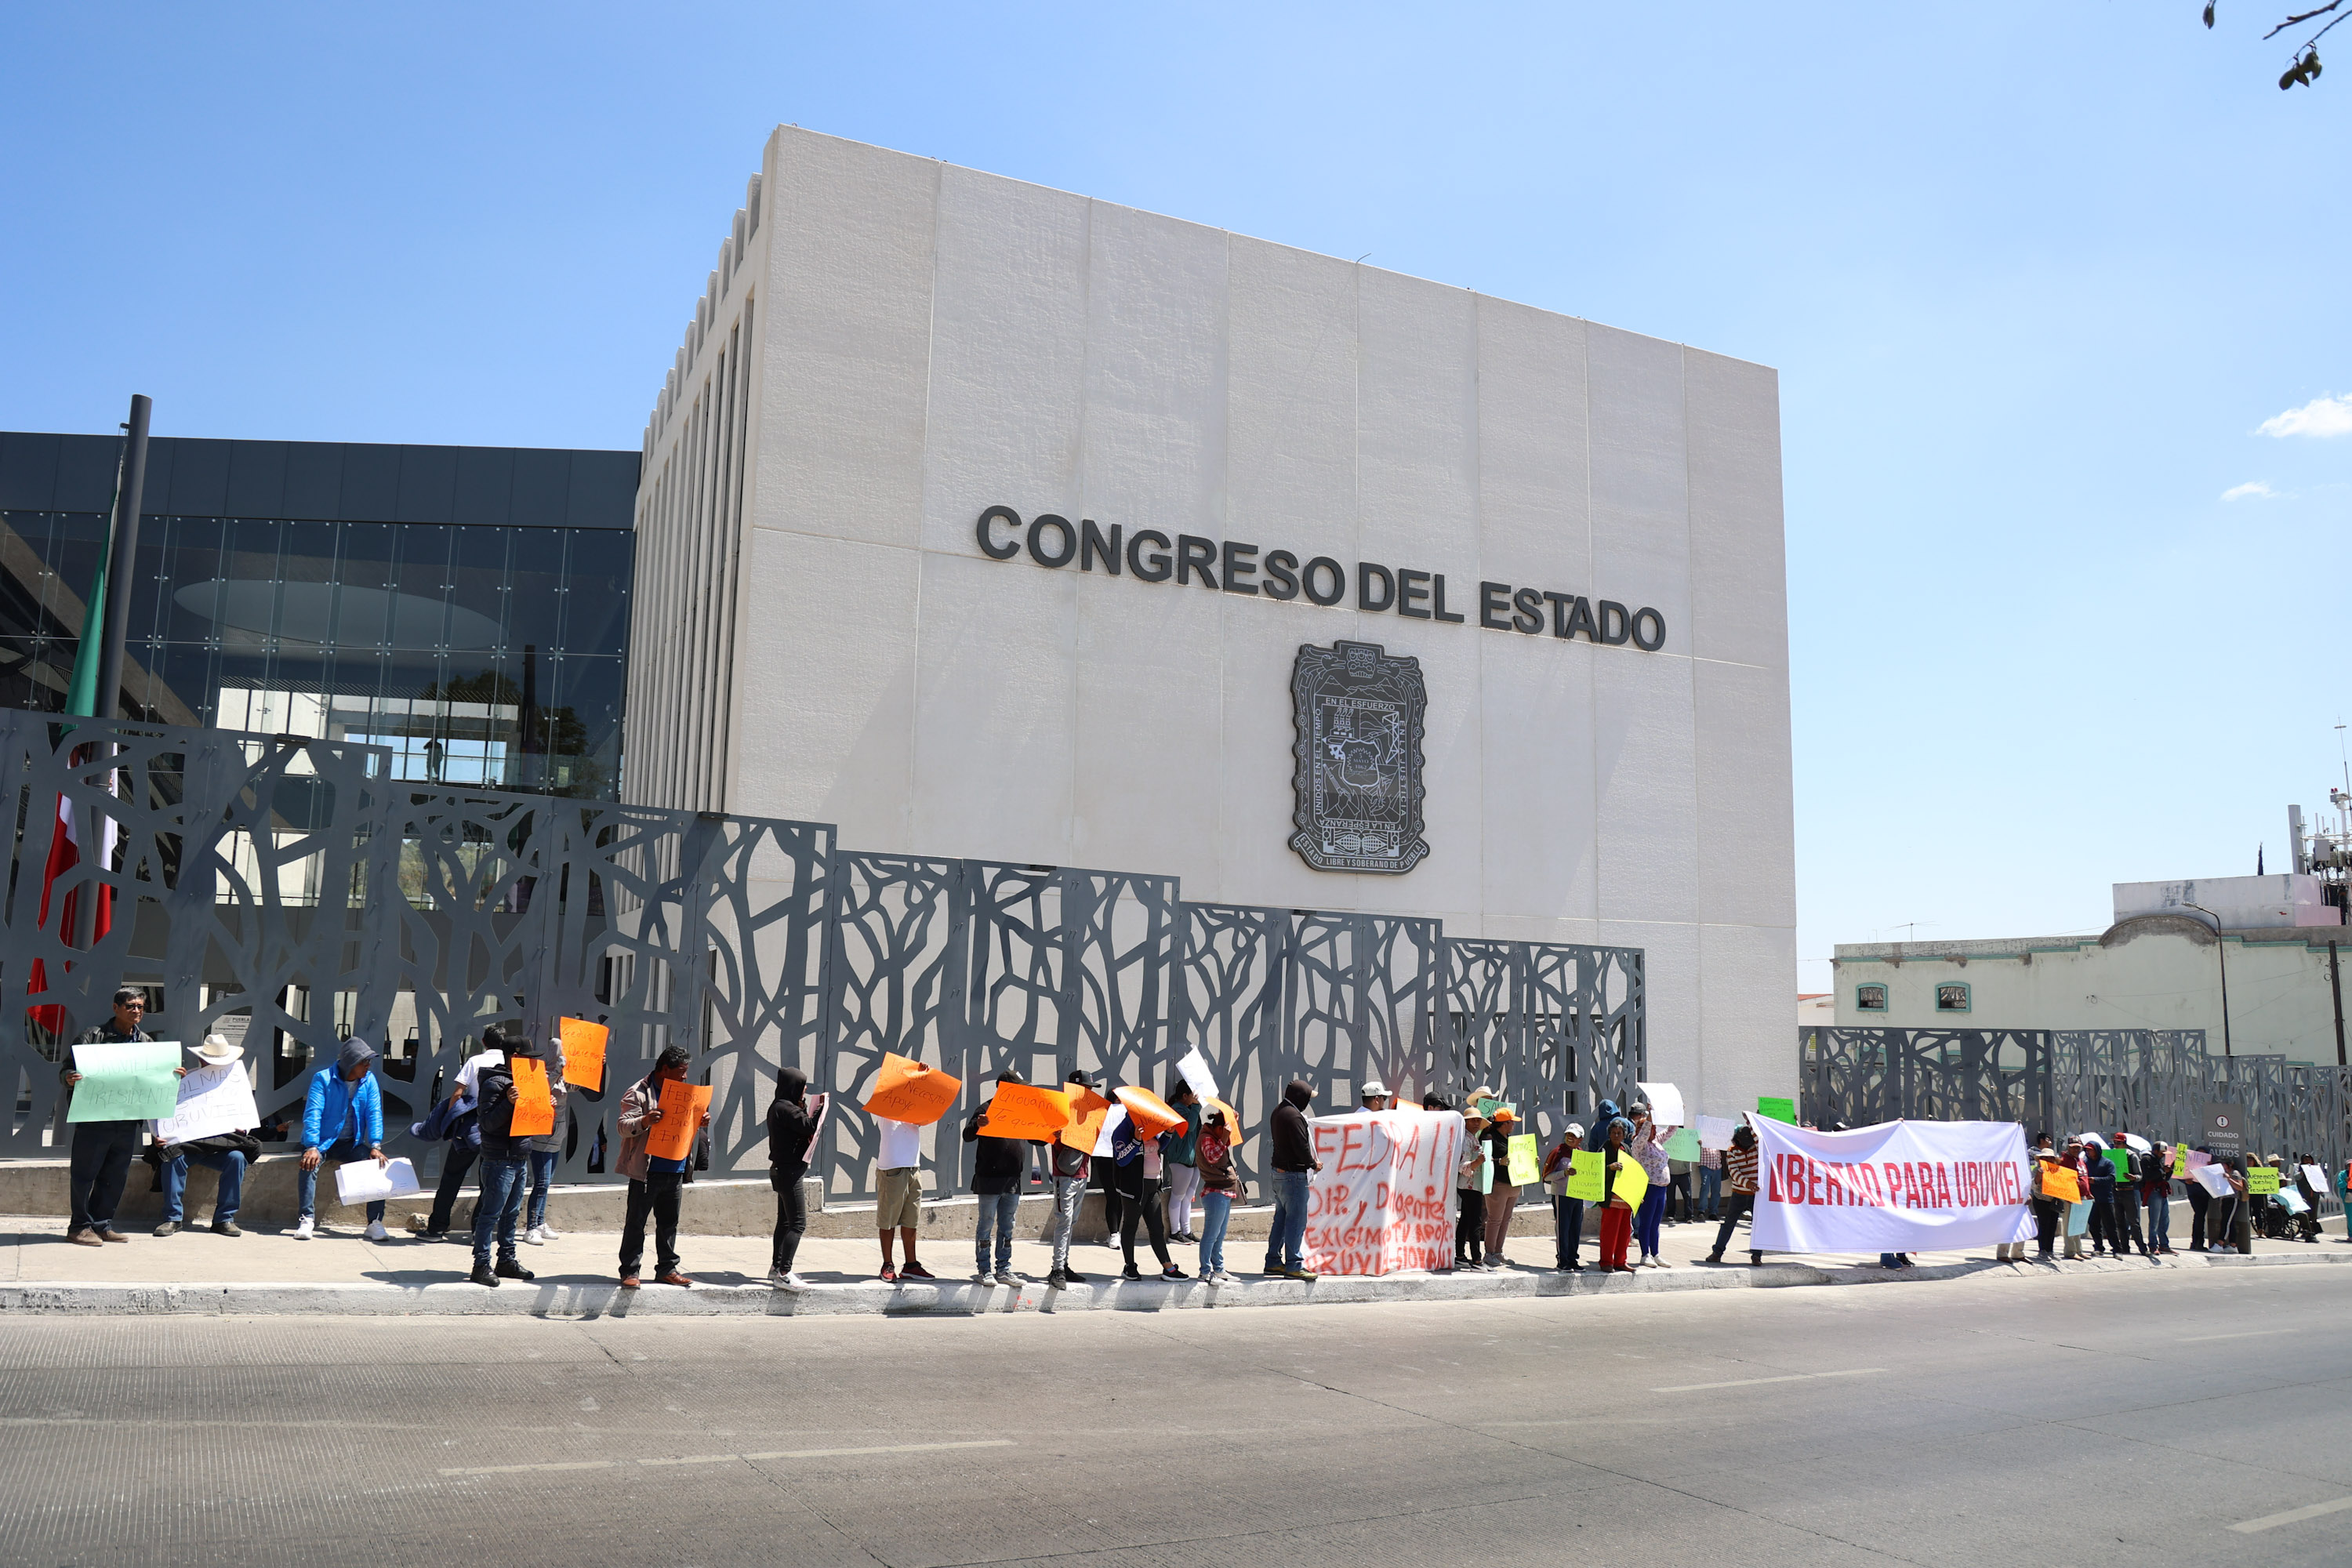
[2229,1496,2352,1534]
[2179,1329,2293,1343]
[441,1439,1014,1477]
[1653,1368,1886,1393]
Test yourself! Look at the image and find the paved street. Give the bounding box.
[0,1259,2344,1566]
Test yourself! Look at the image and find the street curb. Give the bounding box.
[2,1248,2342,1318]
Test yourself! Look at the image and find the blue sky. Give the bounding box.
[5,5,2345,987]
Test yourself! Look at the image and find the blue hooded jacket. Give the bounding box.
[303,1040,384,1151]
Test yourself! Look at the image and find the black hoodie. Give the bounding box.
[1271,1080,1316,1172]
[768,1066,815,1183]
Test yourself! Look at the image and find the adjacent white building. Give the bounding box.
[625,127,1797,1114]
[1833,873,2351,1065]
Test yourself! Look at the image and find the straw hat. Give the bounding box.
[192,1033,243,1065]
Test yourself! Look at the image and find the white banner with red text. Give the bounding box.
[1304,1109,1463,1276]
[1749,1116,2034,1254]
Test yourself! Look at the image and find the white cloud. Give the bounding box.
[2257,394,2352,438]
[2222,480,2278,502]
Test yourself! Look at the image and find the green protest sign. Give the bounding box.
[67,1041,183,1122]
[2245,1167,2281,1195]
[2103,1148,2130,1181]
[1756,1096,1796,1123]
[1663,1127,1701,1161]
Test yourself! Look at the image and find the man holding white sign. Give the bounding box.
[151,1033,261,1237]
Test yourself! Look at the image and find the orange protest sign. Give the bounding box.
[557,1017,608,1093]
[1115,1085,1187,1138]
[2040,1162,2080,1204]
[979,1082,1072,1141]
[861,1051,962,1127]
[1062,1087,1112,1151]
[510,1056,556,1137]
[643,1079,711,1162]
[1205,1096,1243,1138]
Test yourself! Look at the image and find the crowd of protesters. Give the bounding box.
[53,1006,2347,1290]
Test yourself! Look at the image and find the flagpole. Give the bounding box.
[93,394,151,723]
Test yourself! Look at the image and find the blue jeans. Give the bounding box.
[1265,1169,1310,1270]
[2147,1190,2172,1249]
[472,1155,528,1267]
[1635,1184,1665,1257]
[975,1190,1019,1272]
[163,1148,246,1225]
[1698,1167,1722,1218]
[1199,1190,1233,1272]
[1554,1195,1584,1267]
[526,1149,557,1229]
[296,1140,384,1223]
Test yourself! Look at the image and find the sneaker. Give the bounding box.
[153,1221,180,1238]
[655,1270,692,1287]
[212,1221,241,1237]
[1123,1263,1143,1280]
[975,1268,996,1283]
[1215,1269,1237,1285]
[495,1258,535,1281]
[364,1220,389,1242]
[292,1217,315,1240]
[1161,1264,1188,1279]
[1061,1267,1087,1284]
[899,1261,934,1280]
[995,1269,1021,1287]
[470,1264,500,1287]
[1653,1258,1673,1269]
[1047,1269,1069,1289]
[405,1214,431,1234]
[768,1269,806,1290]
[879,1261,898,1283]
[522,1226,546,1247]
[537,1224,561,1240]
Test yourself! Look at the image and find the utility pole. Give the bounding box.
[2330,940,2346,1068]
[2184,901,2234,1058]
[93,394,151,721]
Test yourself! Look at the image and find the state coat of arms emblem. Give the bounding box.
[1289,641,1428,874]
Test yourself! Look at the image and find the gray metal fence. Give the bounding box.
[1800,1025,2348,1214]
[2,706,1643,1201]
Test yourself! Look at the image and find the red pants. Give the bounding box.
[1599,1203,1633,1269]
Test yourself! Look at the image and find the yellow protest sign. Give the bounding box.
[1506,1133,1541,1187]
[2246,1167,2281,1195]
[1565,1149,1606,1201]
[1610,1156,1650,1209]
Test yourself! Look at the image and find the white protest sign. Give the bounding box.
[1697,1115,1737,1151]
[1749,1116,2034,1253]
[1637,1081,1685,1127]
[1093,1105,1129,1159]
[1301,1109,1463,1276]
[2300,1163,2328,1194]
[1175,1046,1220,1103]
[2194,1163,2233,1198]
[334,1156,421,1205]
[153,1060,260,1145]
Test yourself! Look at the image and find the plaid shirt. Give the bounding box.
[1723,1143,1759,1194]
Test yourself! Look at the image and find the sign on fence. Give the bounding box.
[1750,1116,2034,1254]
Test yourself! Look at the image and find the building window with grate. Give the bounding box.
[1935,982,1971,1013]
[1855,983,1888,1012]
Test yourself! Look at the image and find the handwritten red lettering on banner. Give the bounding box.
[1766,1153,2024,1210]
[1301,1109,1464,1277]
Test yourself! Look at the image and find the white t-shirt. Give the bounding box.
[453,1050,504,1098]
[876,1117,921,1171]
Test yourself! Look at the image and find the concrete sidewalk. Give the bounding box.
[4,1206,2343,1316]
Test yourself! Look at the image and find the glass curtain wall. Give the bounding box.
[0,510,630,798]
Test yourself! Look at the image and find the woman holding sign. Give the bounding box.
[1596,1118,1637,1273]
